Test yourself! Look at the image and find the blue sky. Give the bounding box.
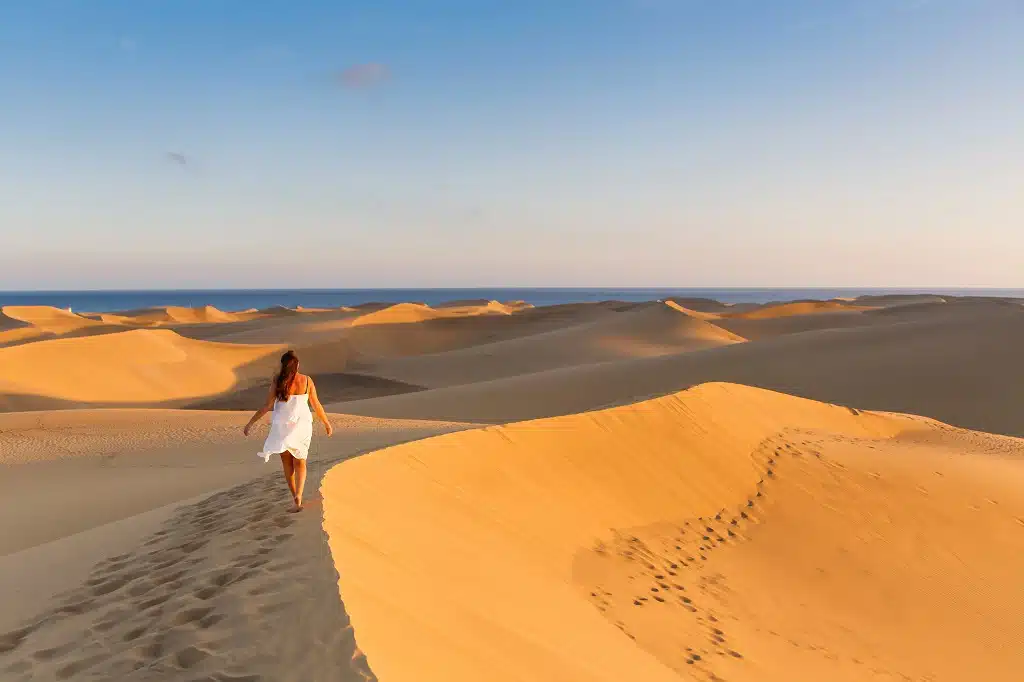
[1,0,1021,289]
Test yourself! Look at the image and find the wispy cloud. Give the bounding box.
[165,152,189,166]
[335,63,391,90]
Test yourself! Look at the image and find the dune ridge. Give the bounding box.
[365,301,746,388]
[323,382,1024,682]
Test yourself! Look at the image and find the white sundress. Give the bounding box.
[258,388,313,463]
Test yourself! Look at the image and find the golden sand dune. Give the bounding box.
[105,305,246,326]
[0,329,280,406]
[1,305,104,334]
[334,301,1024,436]
[323,382,1024,682]
[0,310,43,347]
[434,299,534,315]
[366,301,745,388]
[348,300,524,328]
[0,310,30,332]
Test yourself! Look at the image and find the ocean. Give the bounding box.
[1,288,1021,314]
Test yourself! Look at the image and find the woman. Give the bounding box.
[244,350,333,512]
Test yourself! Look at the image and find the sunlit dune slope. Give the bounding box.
[0,329,281,405]
[1,305,105,334]
[323,382,1024,682]
[367,301,745,388]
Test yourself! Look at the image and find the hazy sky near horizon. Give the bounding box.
[1,0,1021,289]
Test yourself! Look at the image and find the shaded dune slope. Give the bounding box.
[323,382,1024,682]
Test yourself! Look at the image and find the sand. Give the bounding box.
[323,382,1024,682]
[0,408,468,680]
[2,293,1023,681]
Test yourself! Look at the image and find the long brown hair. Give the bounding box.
[274,350,300,401]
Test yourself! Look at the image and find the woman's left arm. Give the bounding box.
[308,378,334,436]
[244,385,276,436]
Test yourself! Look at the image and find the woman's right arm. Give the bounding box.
[243,385,276,436]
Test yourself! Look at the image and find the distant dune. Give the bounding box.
[2,305,104,334]
[721,300,872,320]
[332,300,1024,436]
[323,382,1024,682]
[103,305,248,326]
[366,301,745,388]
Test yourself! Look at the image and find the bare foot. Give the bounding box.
[290,496,303,513]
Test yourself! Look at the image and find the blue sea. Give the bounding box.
[0,288,1021,314]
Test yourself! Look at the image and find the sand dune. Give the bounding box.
[183,310,364,346]
[323,382,1024,682]
[104,305,246,326]
[855,293,948,307]
[366,301,745,388]
[332,300,1024,436]
[0,329,281,406]
[1,306,104,335]
[332,302,626,361]
[348,300,524,328]
[3,294,1024,682]
[0,310,44,347]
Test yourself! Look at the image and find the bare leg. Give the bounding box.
[279,452,297,502]
[291,458,307,512]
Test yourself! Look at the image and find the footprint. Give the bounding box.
[57,598,94,615]
[33,641,76,661]
[194,586,221,601]
[0,623,39,654]
[137,593,172,610]
[198,613,224,629]
[138,637,165,660]
[173,606,214,626]
[174,645,210,669]
[122,626,148,642]
[128,582,154,597]
[91,575,132,596]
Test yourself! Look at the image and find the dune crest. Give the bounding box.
[323,382,1024,682]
